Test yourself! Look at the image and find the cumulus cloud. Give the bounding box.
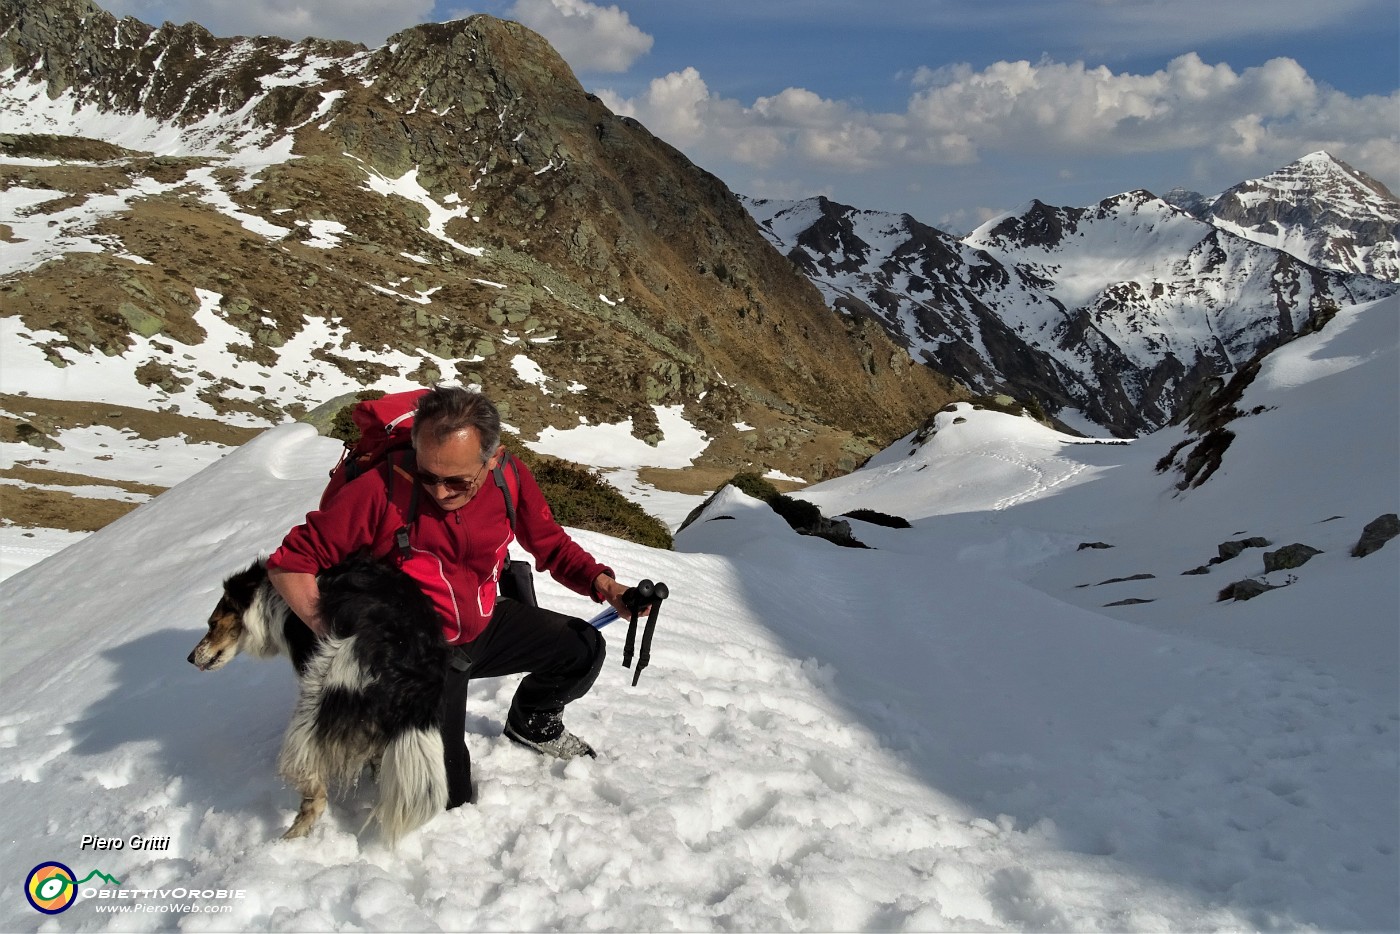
[505,0,652,72]
[905,54,1325,156]
[601,53,1399,190]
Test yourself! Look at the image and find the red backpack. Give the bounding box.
[320,389,429,509]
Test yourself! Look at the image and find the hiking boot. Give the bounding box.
[503,721,597,760]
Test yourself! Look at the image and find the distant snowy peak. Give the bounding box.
[1161,186,1213,218]
[1170,152,1400,282]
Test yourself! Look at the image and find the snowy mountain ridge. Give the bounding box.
[744,153,1397,437]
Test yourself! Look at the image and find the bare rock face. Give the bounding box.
[1,0,961,485]
[1216,537,1272,563]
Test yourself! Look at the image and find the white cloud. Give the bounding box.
[602,67,710,143]
[905,55,1324,155]
[505,0,652,72]
[601,53,1400,192]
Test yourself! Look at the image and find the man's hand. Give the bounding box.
[593,573,647,618]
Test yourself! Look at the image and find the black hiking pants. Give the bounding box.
[439,598,606,807]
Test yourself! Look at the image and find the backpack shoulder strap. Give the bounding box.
[385,451,420,561]
[491,452,520,532]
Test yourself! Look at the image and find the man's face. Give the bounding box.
[413,427,499,512]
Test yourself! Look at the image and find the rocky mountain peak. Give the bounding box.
[1291,150,1395,196]
[1162,186,1211,217]
[1181,151,1399,280]
[2,0,361,127]
[975,199,1088,251]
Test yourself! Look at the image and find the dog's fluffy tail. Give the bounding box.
[374,727,447,846]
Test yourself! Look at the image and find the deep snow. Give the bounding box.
[0,299,1396,932]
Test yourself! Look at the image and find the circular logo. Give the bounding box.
[25,862,78,914]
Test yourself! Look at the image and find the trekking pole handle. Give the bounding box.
[621,579,668,611]
[591,580,667,628]
[622,580,654,611]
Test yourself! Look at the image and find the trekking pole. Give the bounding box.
[621,580,667,686]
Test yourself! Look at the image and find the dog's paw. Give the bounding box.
[281,821,313,840]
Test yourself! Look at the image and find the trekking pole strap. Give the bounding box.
[622,609,639,669]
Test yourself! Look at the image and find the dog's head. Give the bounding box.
[188,559,269,671]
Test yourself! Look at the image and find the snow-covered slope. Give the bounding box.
[801,294,1398,696]
[0,297,1394,930]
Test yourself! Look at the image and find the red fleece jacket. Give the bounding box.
[268,454,611,644]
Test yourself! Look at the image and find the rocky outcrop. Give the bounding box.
[1216,537,1272,562]
[1352,514,1399,558]
[1263,544,1322,573]
[1217,579,1282,602]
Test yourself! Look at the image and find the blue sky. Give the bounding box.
[104,0,1399,232]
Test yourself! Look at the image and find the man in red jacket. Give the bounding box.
[268,386,640,807]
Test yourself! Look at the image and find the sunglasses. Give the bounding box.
[415,461,489,493]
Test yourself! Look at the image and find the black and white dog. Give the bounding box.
[188,555,449,844]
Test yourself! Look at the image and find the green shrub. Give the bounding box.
[507,442,673,550]
[328,390,386,445]
[727,471,780,503]
[713,472,822,536]
[673,471,872,548]
[968,392,1049,422]
[769,494,822,530]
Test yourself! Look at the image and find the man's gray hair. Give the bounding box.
[411,385,501,459]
